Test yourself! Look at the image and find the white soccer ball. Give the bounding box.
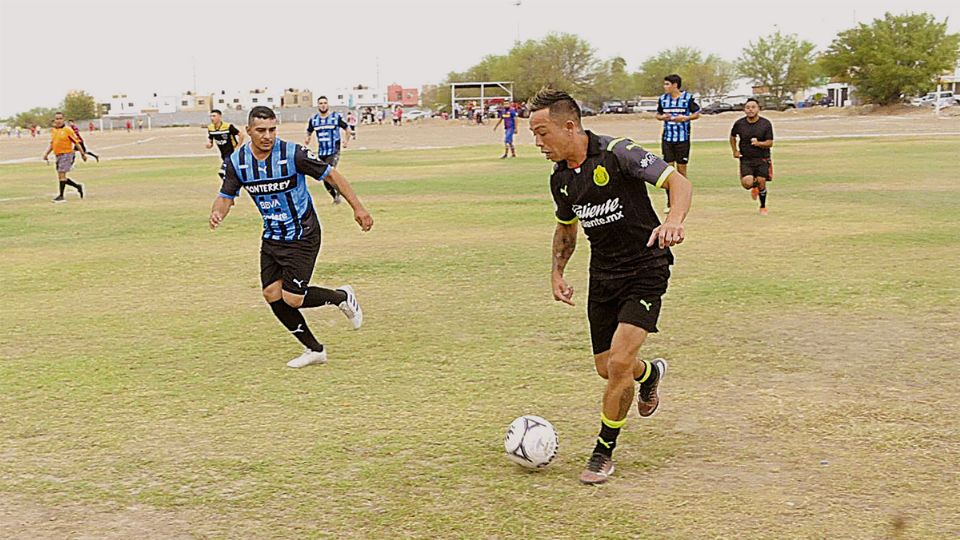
[504,415,559,469]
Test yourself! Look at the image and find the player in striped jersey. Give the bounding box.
[656,74,700,214]
[210,107,374,368]
[304,96,350,204]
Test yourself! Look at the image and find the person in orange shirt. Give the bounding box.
[42,112,88,202]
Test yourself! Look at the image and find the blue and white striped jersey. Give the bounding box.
[306,112,349,157]
[658,91,700,143]
[219,139,332,242]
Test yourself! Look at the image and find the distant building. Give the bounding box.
[180,92,213,112]
[387,83,419,107]
[937,60,960,93]
[211,88,281,111]
[328,85,388,108]
[282,88,313,108]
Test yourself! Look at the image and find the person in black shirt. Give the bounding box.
[207,109,244,160]
[529,87,693,485]
[729,98,774,215]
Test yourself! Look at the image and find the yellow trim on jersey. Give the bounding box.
[556,216,578,225]
[655,165,675,189]
[601,412,627,429]
[606,137,626,151]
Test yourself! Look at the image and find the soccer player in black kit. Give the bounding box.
[730,98,774,215]
[207,109,244,160]
[528,87,693,485]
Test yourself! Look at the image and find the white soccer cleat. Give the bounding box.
[286,348,327,368]
[337,285,363,330]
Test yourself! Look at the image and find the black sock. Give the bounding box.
[58,181,66,197]
[759,189,767,208]
[269,300,323,352]
[636,359,659,386]
[64,178,80,189]
[593,420,622,458]
[301,286,347,308]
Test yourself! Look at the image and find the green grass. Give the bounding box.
[1,137,959,538]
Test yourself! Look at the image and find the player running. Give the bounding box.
[492,102,518,159]
[656,74,700,214]
[729,98,775,215]
[529,87,692,485]
[304,96,350,205]
[67,119,99,162]
[210,106,373,368]
[206,109,244,162]
[43,112,88,202]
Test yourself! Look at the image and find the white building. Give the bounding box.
[326,85,387,109]
[210,88,282,111]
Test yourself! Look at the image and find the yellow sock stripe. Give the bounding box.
[601,411,627,429]
[606,137,627,151]
[655,165,675,189]
[636,360,652,384]
[596,437,612,449]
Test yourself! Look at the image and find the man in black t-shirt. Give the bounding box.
[207,109,243,160]
[529,87,693,485]
[729,98,775,215]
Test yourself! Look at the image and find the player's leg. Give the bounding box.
[81,141,99,162]
[321,154,342,204]
[261,242,326,367]
[755,174,768,214]
[661,142,677,213]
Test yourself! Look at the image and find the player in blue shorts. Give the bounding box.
[493,103,518,159]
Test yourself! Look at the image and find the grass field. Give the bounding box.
[1,136,959,539]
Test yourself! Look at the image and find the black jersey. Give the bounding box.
[208,122,241,159]
[730,116,774,159]
[550,131,675,279]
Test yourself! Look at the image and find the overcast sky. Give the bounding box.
[1,0,957,116]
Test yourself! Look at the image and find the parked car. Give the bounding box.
[600,100,628,114]
[404,109,430,121]
[915,91,955,107]
[579,104,597,116]
[701,101,737,115]
[631,99,660,113]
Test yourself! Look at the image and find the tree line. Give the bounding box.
[424,11,959,108]
[4,90,98,129]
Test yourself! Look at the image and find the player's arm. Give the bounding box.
[296,146,371,231]
[42,142,53,162]
[231,124,244,146]
[729,135,741,158]
[688,99,701,122]
[210,161,242,229]
[551,222,578,306]
[492,117,503,131]
[70,132,88,161]
[339,117,350,149]
[304,121,314,146]
[751,123,774,148]
[650,171,692,248]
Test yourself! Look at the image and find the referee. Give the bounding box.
[304,96,350,204]
[529,87,692,485]
[656,74,700,213]
[209,106,373,368]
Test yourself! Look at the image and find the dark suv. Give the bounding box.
[601,100,628,114]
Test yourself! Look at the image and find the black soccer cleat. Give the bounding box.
[638,358,668,418]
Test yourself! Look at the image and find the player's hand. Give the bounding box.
[750,137,759,146]
[81,153,88,162]
[673,115,688,122]
[206,142,213,149]
[733,150,742,158]
[647,220,685,249]
[354,208,373,231]
[552,273,575,306]
[43,155,49,164]
[209,210,224,230]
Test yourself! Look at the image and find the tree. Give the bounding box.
[738,31,819,98]
[820,12,960,105]
[12,107,57,128]
[63,90,98,121]
[636,47,705,95]
[693,55,738,97]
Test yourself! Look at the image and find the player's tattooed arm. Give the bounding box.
[551,223,578,306]
[209,196,233,230]
[325,168,373,232]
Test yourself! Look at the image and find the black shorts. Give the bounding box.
[661,141,691,164]
[739,157,773,181]
[318,152,340,170]
[260,229,321,294]
[587,264,671,355]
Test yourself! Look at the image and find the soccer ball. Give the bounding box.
[504,415,559,469]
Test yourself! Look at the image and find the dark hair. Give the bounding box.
[317,96,328,102]
[54,111,64,116]
[527,86,581,121]
[67,119,75,122]
[211,109,222,115]
[745,97,760,107]
[248,106,276,124]
[664,74,682,88]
